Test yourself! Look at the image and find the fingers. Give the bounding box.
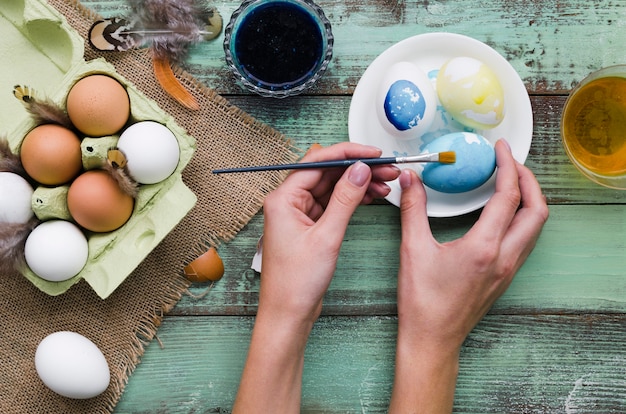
[286,143,399,204]
[299,142,382,164]
[316,162,372,238]
[399,169,434,246]
[468,139,521,244]
[466,139,548,279]
[499,162,549,267]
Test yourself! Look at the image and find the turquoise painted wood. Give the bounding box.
[116,314,626,413]
[78,0,626,412]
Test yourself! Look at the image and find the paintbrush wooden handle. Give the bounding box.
[212,157,398,174]
[212,151,455,174]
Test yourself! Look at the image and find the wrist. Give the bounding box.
[254,304,315,346]
[389,331,461,413]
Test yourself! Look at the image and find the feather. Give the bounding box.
[88,0,219,62]
[0,138,40,274]
[87,0,221,110]
[13,85,73,130]
[127,0,215,62]
[88,17,141,52]
[0,218,39,275]
[152,57,199,110]
[0,137,26,176]
[103,149,139,198]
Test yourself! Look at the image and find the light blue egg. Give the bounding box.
[421,132,496,193]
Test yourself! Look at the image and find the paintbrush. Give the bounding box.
[212,151,455,174]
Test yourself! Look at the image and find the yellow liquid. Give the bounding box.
[562,76,626,176]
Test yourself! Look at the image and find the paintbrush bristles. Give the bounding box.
[438,151,456,164]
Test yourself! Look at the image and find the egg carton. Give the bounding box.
[1,0,197,298]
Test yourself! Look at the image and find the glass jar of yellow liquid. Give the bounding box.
[561,65,626,189]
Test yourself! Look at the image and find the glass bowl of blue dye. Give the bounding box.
[223,0,334,98]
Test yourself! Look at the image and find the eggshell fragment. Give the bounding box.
[184,247,225,282]
[66,74,130,136]
[24,220,88,282]
[421,132,496,193]
[0,172,34,224]
[35,331,110,399]
[20,124,82,185]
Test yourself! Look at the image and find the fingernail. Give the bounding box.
[499,138,512,152]
[348,161,370,187]
[399,169,413,189]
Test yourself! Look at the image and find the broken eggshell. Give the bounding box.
[184,246,225,283]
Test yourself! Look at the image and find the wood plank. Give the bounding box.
[224,95,626,205]
[176,204,626,316]
[115,314,626,413]
[73,2,626,413]
[79,0,626,94]
[76,2,626,203]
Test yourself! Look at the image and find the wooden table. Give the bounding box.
[83,1,626,412]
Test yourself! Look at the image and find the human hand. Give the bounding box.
[259,142,400,327]
[396,139,548,349]
[389,139,548,413]
[233,143,400,413]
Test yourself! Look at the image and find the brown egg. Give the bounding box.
[20,124,82,185]
[67,170,134,232]
[66,75,131,137]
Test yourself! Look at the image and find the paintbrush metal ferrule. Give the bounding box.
[395,153,440,164]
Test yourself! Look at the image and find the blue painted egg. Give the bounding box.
[377,62,436,140]
[421,132,496,193]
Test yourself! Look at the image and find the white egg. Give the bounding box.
[0,172,34,224]
[436,56,505,130]
[24,220,88,282]
[35,331,110,399]
[377,61,437,140]
[117,121,180,184]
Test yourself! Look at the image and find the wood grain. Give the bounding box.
[115,314,626,413]
[75,0,626,412]
[81,0,626,94]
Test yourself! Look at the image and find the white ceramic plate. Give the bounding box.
[348,32,532,217]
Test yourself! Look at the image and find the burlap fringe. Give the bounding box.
[9,1,302,412]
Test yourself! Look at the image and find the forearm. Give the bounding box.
[388,333,460,414]
[232,308,313,414]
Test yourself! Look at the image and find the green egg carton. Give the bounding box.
[1,0,197,298]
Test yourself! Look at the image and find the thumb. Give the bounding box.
[399,169,433,245]
[317,161,371,234]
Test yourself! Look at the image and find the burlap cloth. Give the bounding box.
[1,1,301,412]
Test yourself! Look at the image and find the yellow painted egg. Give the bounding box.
[436,57,505,130]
